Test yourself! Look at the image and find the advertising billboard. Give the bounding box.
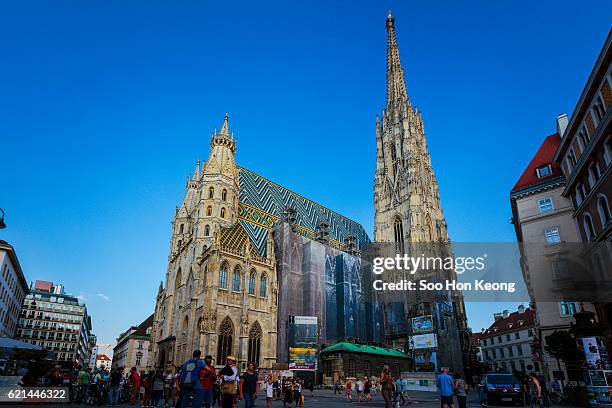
[411,333,438,349]
[411,316,433,334]
[288,316,318,370]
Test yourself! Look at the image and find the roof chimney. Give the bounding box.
[494,312,503,321]
[502,309,509,318]
[557,114,569,138]
[518,304,526,313]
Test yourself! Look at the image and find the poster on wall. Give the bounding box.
[414,351,437,372]
[411,316,433,334]
[411,333,438,349]
[288,316,318,370]
[581,337,604,369]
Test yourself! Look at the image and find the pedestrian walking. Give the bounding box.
[345,378,353,402]
[363,376,372,402]
[436,368,454,408]
[240,362,258,408]
[109,367,122,406]
[477,378,487,408]
[283,378,294,408]
[393,377,404,406]
[528,374,543,408]
[453,373,467,408]
[129,367,141,405]
[200,355,217,408]
[219,356,239,408]
[152,369,165,408]
[356,377,364,402]
[265,374,274,408]
[380,366,395,408]
[179,349,206,408]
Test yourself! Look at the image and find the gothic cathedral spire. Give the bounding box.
[385,11,409,109]
[374,13,449,244]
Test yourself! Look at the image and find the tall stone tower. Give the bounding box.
[374,12,448,244]
[373,12,468,372]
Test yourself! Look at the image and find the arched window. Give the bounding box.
[583,213,596,241]
[206,206,213,216]
[248,271,256,295]
[248,322,262,366]
[220,208,226,219]
[597,195,611,226]
[187,269,194,300]
[217,317,234,364]
[219,263,228,289]
[604,137,612,166]
[174,268,182,295]
[205,225,210,236]
[209,187,214,199]
[393,217,403,243]
[259,273,267,298]
[232,266,241,292]
[222,189,227,201]
[182,315,189,335]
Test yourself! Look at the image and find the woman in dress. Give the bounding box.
[265,374,274,408]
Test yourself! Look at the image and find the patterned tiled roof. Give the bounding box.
[237,167,371,255]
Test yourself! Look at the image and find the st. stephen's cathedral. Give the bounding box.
[148,13,468,375]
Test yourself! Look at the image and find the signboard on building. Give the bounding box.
[411,333,438,349]
[411,316,433,334]
[288,316,318,371]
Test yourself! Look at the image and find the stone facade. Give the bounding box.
[149,115,278,371]
[372,13,467,372]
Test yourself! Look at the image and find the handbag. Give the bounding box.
[222,381,237,395]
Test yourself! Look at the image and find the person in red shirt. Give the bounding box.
[200,355,217,408]
[129,367,141,405]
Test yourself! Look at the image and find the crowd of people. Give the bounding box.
[27,354,568,408]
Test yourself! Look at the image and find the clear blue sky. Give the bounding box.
[1,1,610,346]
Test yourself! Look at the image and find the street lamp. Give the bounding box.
[0,209,5,229]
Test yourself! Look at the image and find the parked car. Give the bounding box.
[484,372,523,405]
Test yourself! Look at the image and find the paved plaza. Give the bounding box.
[23,388,583,408]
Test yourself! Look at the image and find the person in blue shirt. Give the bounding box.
[436,368,455,408]
[180,349,206,408]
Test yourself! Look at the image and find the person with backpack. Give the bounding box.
[179,349,207,408]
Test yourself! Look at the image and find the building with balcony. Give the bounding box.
[15,280,94,368]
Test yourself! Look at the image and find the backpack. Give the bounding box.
[181,359,202,389]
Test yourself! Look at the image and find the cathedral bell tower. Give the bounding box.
[373,12,468,372]
[373,12,448,245]
[196,113,240,248]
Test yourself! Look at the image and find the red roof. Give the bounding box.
[481,308,535,338]
[96,354,111,361]
[511,133,562,192]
